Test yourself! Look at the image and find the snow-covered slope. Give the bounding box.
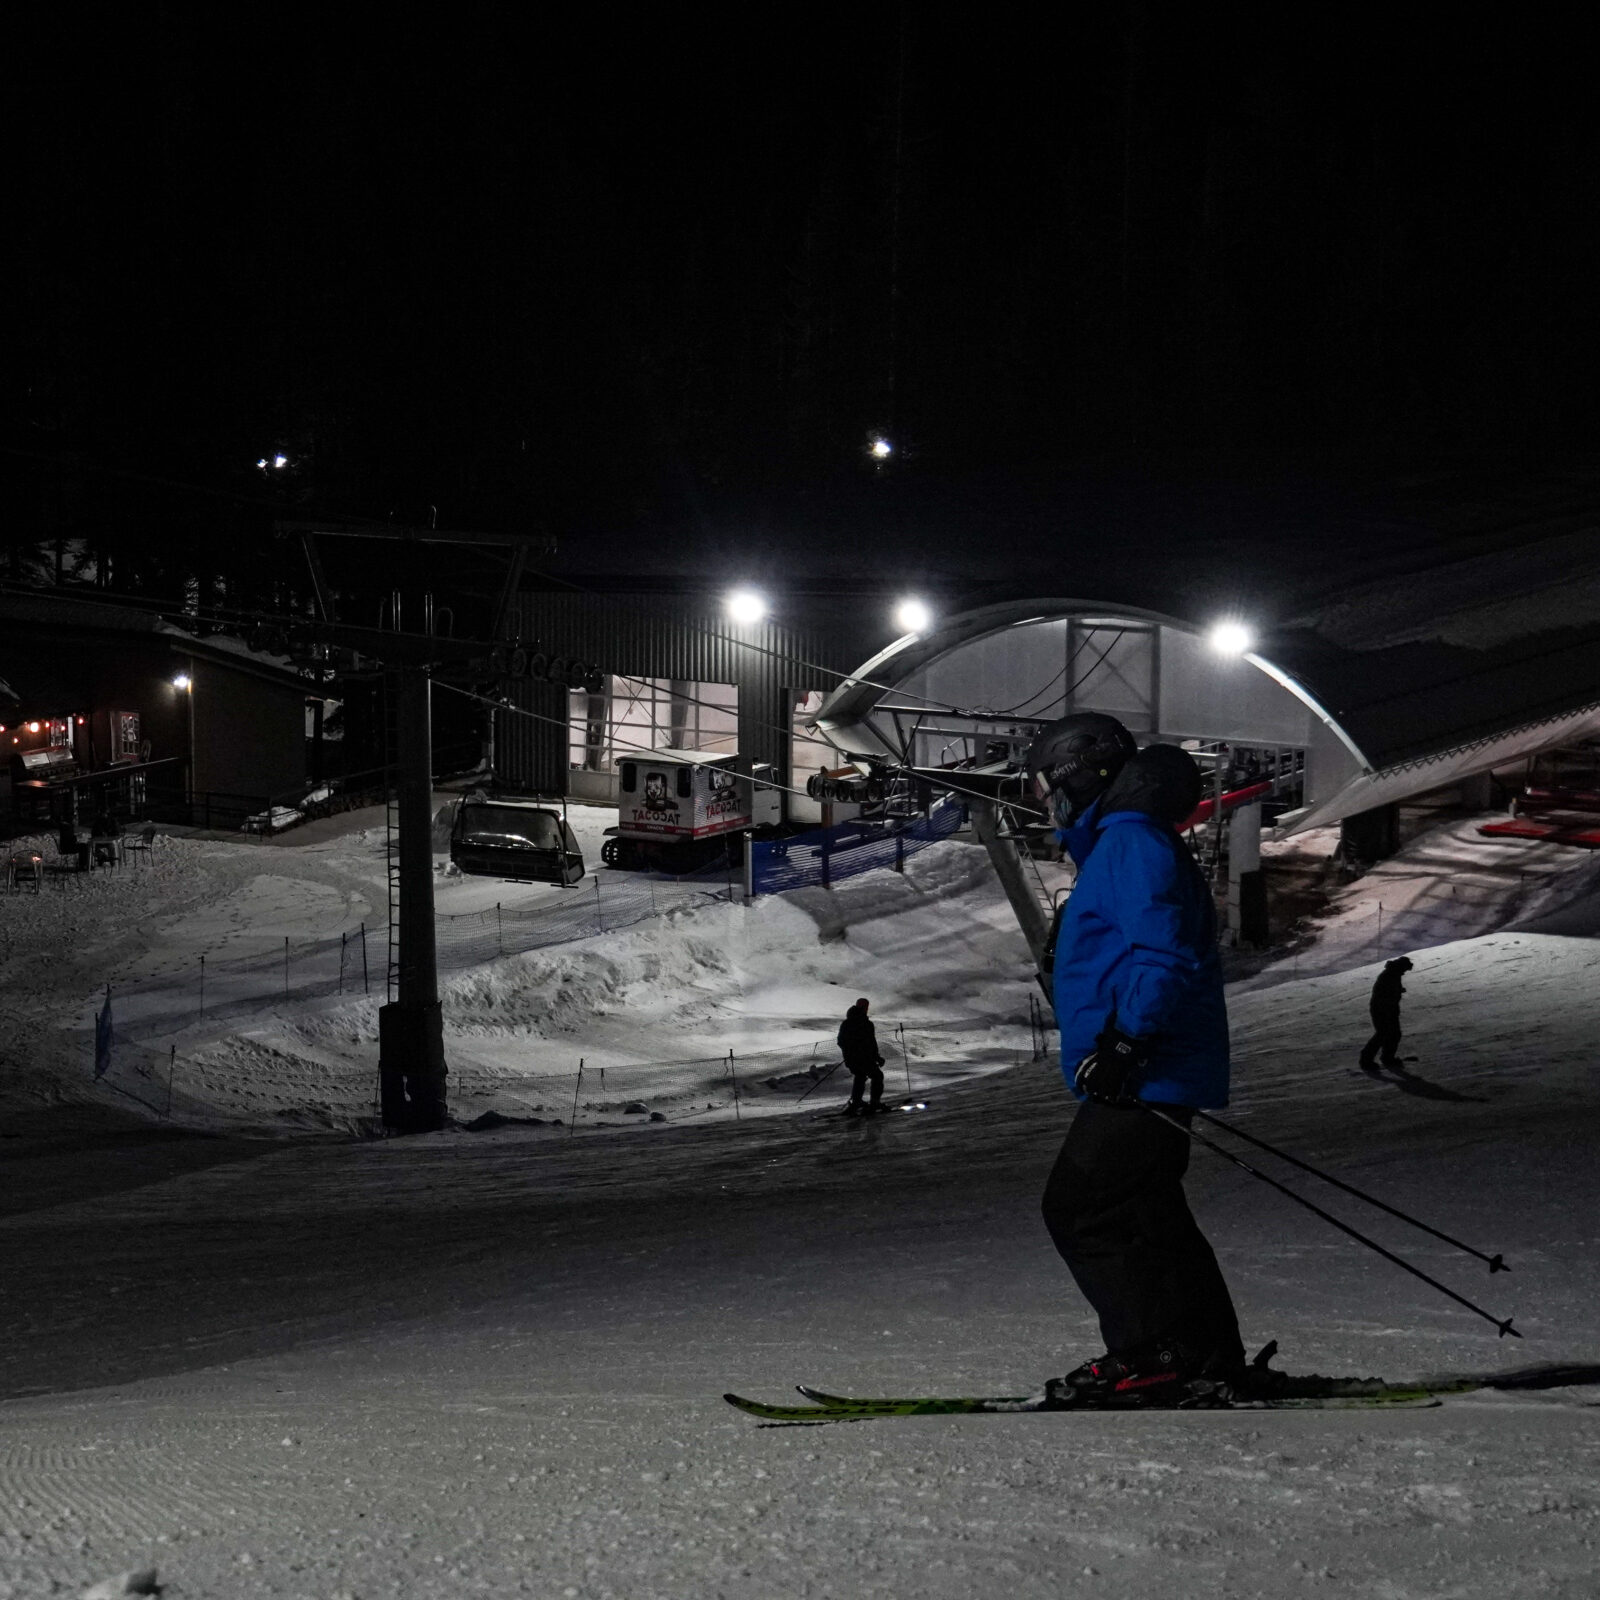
[0,812,1038,1133]
[2,805,1599,1596]
[3,928,1598,1597]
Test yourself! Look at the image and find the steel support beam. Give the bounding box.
[968,798,1051,971]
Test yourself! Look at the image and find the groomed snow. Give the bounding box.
[2,806,1598,1597]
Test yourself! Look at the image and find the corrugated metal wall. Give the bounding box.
[495,589,869,795]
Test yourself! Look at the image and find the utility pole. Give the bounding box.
[378,665,447,1131]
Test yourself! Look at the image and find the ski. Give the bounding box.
[724,1362,1600,1423]
[724,1387,1444,1422]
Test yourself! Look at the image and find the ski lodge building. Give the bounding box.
[0,590,309,831]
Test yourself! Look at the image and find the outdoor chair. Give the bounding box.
[126,822,158,863]
[5,852,43,894]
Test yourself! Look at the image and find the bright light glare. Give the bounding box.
[173,674,192,691]
[1208,621,1253,656]
[27,722,40,733]
[869,436,893,460]
[273,454,289,469]
[256,458,268,470]
[725,590,767,626]
[895,597,932,633]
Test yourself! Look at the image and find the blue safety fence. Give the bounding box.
[749,798,967,895]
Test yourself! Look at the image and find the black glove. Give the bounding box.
[1074,1027,1148,1104]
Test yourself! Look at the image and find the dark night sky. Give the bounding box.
[10,7,1600,601]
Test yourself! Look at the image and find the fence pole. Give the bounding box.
[728,1050,740,1120]
[497,901,504,956]
[569,1059,584,1133]
[360,921,369,994]
[896,1023,912,1093]
[594,874,604,933]
[1378,902,1383,937]
[167,1046,175,1117]
[199,954,205,1018]
[284,935,290,999]
[339,931,346,995]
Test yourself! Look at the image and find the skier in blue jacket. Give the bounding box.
[1029,712,1245,1408]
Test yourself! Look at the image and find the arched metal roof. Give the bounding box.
[813,592,1600,833]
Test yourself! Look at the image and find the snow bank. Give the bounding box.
[5,798,1595,1140]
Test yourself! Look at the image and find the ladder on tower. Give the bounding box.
[1000,797,1057,924]
[383,673,401,1005]
[967,794,1055,973]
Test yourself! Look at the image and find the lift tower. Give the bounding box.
[379,664,446,1131]
[270,520,599,1134]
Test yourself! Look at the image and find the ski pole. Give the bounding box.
[1195,1110,1508,1273]
[1140,1105,1519,1338]
[793,1062,844,1100]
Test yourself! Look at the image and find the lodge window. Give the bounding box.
[676,767,692,798]
[569,676,738,771]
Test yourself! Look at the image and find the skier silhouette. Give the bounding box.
[837,999,885,1116]
[1360,957,1414,1071]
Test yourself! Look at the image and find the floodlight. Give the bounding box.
[273,454,288,469]
[725,590,768,626]
[869,436,893,460]
[27,721,40,733]
[1208,621,1253,656]
[895,597,932,634]
[256,458,269,470]
[173,674,192,691]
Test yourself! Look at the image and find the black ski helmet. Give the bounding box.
[1027,712,1138,811]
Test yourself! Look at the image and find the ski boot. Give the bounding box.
[1027,1341,1227,1410]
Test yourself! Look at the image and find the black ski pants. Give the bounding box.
[1360,1005,1403,1068]
[846,1062,884,1109]
[1041,1099,1244,1370]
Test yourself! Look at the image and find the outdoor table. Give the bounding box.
[91,835,125,868]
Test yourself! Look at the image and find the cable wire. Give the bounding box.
[436,679,1029,816]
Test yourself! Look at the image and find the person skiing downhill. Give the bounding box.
[1359,957,1414,1070]
[837,998,886,1115]
[1029,712,1246,1407]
